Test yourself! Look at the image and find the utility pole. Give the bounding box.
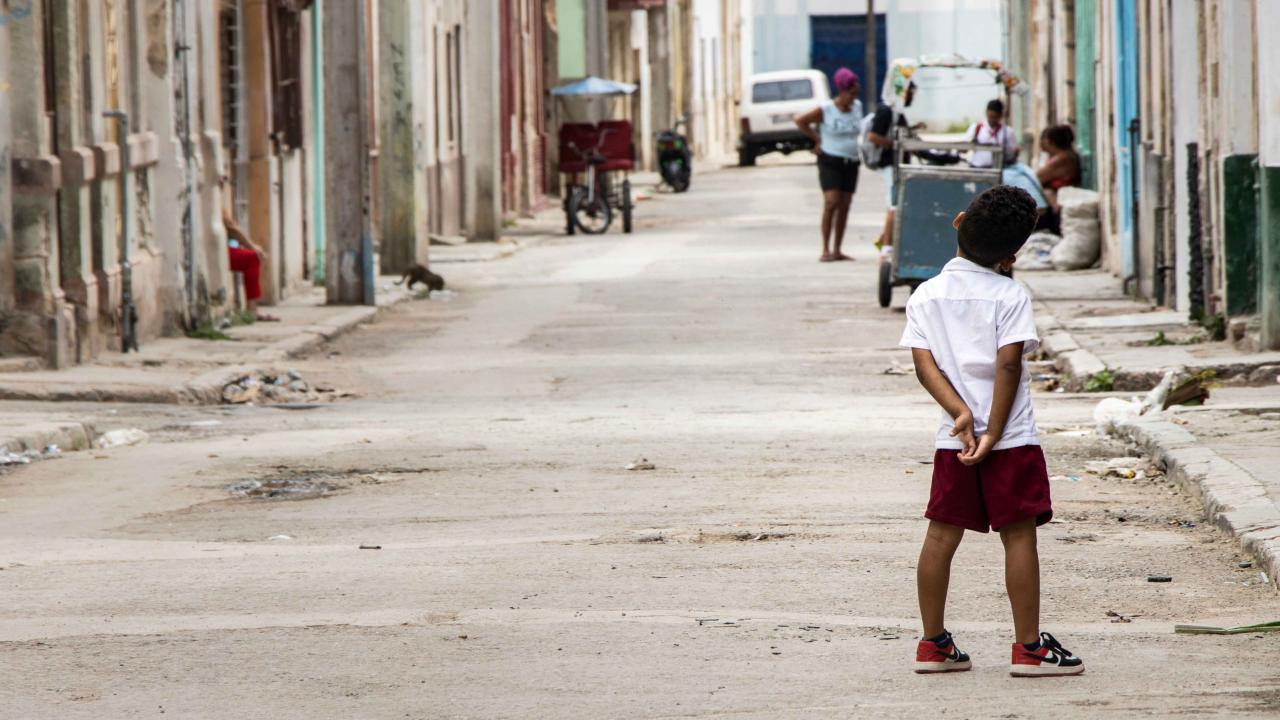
[865,0,877,110]
[323,0,374,304]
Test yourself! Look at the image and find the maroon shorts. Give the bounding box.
[926,445,1052,533]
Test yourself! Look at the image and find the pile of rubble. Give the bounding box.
[221,369,351,405]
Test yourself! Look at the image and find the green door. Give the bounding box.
[1074,0,1096,189]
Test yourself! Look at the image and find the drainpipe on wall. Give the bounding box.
[311,0,326,284]
[1123,117,1140,297]
[1186,142,1205,320]
[103,111,138,351]
[174,0,199,326]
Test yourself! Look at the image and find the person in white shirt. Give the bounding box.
[899,185,1085,678]
[966,99,1019,169]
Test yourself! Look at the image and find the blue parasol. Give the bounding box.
[550,76,637,97]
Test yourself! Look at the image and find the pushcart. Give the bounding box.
[878,137,1005,307]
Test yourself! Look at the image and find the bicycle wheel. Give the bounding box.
[569,186,612,234]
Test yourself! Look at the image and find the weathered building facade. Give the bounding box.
[544,0,743,177]
[2,0,510,367]
[1004,0,1279,350]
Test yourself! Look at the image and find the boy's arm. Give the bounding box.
[959,341,1024,466]
[910,347,976,455]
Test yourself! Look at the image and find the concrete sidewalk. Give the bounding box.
[1116,399,1280,593]
[1023,268,1280,591]
[0,280,415,406]
[1024,270,1280,390]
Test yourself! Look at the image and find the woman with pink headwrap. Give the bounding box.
[794,67,863,262]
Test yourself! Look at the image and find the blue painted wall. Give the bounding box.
[1114,0,1139,279]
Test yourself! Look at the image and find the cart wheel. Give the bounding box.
[878,262,893,308]
[568,186,612,234]
[622,180,633,234]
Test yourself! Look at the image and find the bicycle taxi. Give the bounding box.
[550,77,637,235]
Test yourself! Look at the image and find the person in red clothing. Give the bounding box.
[221,175,278,322]
[1033,125,1082,234]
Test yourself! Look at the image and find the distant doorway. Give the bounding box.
[810,14,887,111]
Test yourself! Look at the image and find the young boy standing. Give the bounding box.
[899,186,1085,677]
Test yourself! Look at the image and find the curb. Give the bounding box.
[1033,306,1107,391]
[1113,416,1280,591]
[252,305,380,362]
[0,420,96,455]
[0,294,413,406]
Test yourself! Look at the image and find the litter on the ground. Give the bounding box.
[1174,621,1280,635]
[267,534,294,541]
[626,458,656,471]
[96,428,149,449]
[1092,367,1215,434]
[1105,610,1134,623]
[1084,457,1144,479]
[882,362,911,376]
[359,544,382,550]
[1147,575,1173,583]
[0,445,62,466]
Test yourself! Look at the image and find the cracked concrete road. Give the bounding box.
[2,157,1279,719]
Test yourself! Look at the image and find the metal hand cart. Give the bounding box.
[878,138,1005,307]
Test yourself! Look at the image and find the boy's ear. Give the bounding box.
[952,211,965,230]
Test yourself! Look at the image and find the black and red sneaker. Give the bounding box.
[913,631,972,674]
[1010,632,1085,676]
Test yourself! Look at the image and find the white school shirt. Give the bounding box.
[967,122,1017,168]
[899,257,1041,451]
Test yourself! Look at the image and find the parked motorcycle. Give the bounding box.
[656,116,691,192]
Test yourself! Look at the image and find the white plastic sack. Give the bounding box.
[1051,188,1101,270]
[96,428,149,449]
[1017,231,1061,271]
[1093,397,1141,434]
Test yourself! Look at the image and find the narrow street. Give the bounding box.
[3,158,1277,719]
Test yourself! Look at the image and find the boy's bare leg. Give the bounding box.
[917,519,965,638]
[834,192,854,259]
[999,518,1041,644]
[820,190,840,260]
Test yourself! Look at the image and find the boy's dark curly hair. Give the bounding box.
[957,185,1038,267]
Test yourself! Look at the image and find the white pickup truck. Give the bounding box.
[737,70,831,166]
